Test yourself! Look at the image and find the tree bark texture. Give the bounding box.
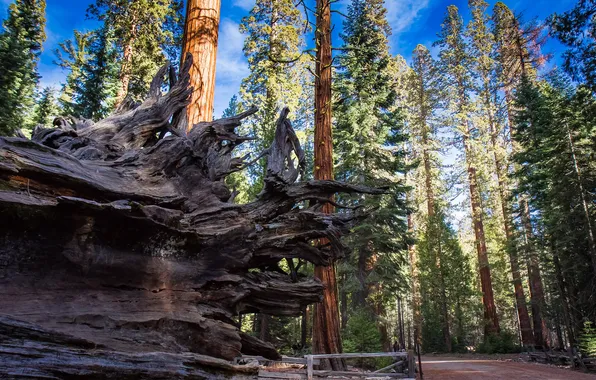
[312,0,345,372]
[495,91,535,347]
[462,122,500,336]
[182,0,220,129]
[0,57,380,377]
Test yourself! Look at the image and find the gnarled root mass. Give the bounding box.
[0,55,380,378]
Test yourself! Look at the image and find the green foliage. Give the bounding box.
[549,0,596,92]
[342,309,382,354]
[239,0,309,199]
[0,0,46,134]
[580,322,596,357]
[87,0,184,102]
[32,87,59,127]
[335,0,410,319]
[513,73,596,327]
[476,331,521,354]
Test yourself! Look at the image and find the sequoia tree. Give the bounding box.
[312,0,346,371]
[182,0,220,128]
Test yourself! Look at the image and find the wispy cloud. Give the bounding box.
[337,0,432,52]
[214,19,249,117]
[232,0,254,11]
[385,0,431,36]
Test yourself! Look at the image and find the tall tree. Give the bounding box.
[334,0,409,352]
[54,30,93,117]
[513,74,596,346]
[181,0,220,128]
[492,2,551,347]
[435,5,500,337]
[312,0,345,370]
[88,0,184,106]
[489,2,535,347]
[406,44,452,352]
[0,0,46,134]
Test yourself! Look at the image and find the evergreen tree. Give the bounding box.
[87,0,184,104]
[78,27,120,120]
[513,74,596,339]
[54,30,93,117]
[435,5,501,338]
[32,87,58,127]
[334,0,409,351]
[549,0,596,92]
[239,0,307,198]
[0,0,46,134]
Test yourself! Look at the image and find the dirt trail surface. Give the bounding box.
[421,356,596,379]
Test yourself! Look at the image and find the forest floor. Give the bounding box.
[421,354,596,379]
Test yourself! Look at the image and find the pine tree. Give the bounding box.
[87,0,184,105]
[335,0,409,352]
[549,0,596,92]
[54,30,93,117]
[32,87,58,127]
[239,0,308,197]
[406,44,452,352]
[80,27,120,120]
[492,2,551,347]
[513,74,596,345]
[0,0,46,134]
[435,5,500,337]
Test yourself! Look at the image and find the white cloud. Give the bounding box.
[337,0,432,51]
[213,18,249,117]
[385,0,431,35]
[232,0,254,11]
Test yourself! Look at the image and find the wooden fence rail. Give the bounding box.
[305,351,415,380]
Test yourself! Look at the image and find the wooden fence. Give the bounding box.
[250,351,416,379]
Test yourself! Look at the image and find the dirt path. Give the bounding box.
[421,356,596,379]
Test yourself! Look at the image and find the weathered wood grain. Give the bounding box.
[0,56,379,378]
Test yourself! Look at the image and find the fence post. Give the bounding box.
[408,349,416,378]
[307,355,313,380]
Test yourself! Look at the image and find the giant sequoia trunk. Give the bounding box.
[0,57,379,378]
[182,0,220,127]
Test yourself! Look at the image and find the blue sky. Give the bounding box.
[0,0,577,117]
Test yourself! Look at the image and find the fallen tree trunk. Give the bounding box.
[0,55,381,378]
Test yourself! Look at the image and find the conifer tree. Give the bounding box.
[334,0,409,352]
[182,0,220,127]
[435,5,500,337]
[406,44,452,352]
[312,0,345,369]
[0,0,46,134]
[513,74,596,345]
[87,0,184,105]
[32,87,58,127]
[549,0,596,92]
[239,0,307,197]
[492,2,551,347]
[467,0,535,347]
[54,31,93,117]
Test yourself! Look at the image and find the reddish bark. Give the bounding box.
[182,0,220,129]
[312,0,345,371]
[462,128,500,336]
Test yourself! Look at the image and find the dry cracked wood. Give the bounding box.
[0,55,381,378]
